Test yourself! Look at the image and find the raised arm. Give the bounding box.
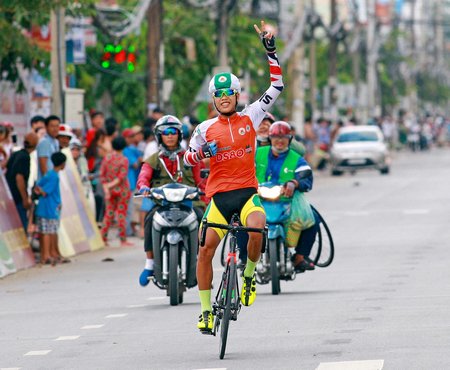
[244,21,284,128]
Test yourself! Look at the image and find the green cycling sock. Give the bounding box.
[244,258,257,278]
[199,289,212,312]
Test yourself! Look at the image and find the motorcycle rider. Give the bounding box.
[184,20,284,332]
[136,115,206,287]
[255,121,317,272]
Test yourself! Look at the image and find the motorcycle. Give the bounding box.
[136,182,201,306]
[256,182,296,295]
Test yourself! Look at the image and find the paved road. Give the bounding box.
[2,148,450,370]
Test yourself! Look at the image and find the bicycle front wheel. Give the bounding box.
[219,257,236,359]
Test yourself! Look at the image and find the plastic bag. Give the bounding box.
[284,191,315,248]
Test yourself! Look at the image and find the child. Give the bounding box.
[35,151,69,265]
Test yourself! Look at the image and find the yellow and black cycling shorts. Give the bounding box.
[202,187,265,239]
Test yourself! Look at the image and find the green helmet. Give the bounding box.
[208,72,241,94]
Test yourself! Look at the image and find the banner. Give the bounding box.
[0,173,35,278]
[58,148,104,257]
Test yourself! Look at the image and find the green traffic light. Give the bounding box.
[102,61,110,68]
[127,63,135,72]
[128,45,135,53]
[115,45,123,53]
[105,44,114,53]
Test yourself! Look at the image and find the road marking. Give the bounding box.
[24,350,52,356]
[55,336,80,341]
[105,313,128,318]
[81,324,104,329]
[193,368,227,370]
[344,211,370,216]
[126,303,151,308]
[316,359,384,370]
[146,296,166,301]
[1,368,21,370]
[403,209,429,215]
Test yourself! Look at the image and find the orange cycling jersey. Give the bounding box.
[184,52,283,198]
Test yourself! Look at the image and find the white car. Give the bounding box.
[329,125,390,176]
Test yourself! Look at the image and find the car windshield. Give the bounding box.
[337,131,379,143]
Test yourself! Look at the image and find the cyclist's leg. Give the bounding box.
[240,195,265,306]
[197,199,227,330]
[296,211,320,258]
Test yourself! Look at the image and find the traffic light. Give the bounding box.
[101,44,136,72]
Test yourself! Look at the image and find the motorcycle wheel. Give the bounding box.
[169,244,180,306]
[269,239,280,295]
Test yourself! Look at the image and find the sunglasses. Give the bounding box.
[161,127,178,136]
[213,88,237,98]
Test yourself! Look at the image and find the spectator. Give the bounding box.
[132,125,146,153]
[100,136,131,246]
[142,127,158,161]
[256,112,275,147]
[103,117,119,153]
[149,106,164,121]
[1,122,14,158]
[34,152,69,265]
[30,115,46,133]
[123,128,142,236]
[36,115,60,180]
[85,128,107,224]
[0,124,8,170]
[5,131,39,231]
[86,111,105,147]
[57,124,74,149]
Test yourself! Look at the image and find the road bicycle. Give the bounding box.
[200,214,267,359]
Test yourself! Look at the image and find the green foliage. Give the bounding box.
[0,0,94,91]
[416,72,450,106]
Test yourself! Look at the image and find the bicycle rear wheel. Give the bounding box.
[268,239,280,295]
[219,257,236,359]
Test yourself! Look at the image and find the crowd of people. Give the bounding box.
[1,107,449,267]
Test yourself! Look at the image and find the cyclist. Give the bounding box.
[256,121,317,271]
[136,115,206,286]
[184,21,284,333]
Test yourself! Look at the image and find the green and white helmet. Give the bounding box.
[208,72,241,94]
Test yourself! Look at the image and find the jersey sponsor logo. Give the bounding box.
[217,145,232,152]
[246,125,251,132]
[216,148,246,162]
[245,145,252,153]
[238,127,246,135]
[259,93,273,105]
[283,167,294,174]
[218,75,227,83]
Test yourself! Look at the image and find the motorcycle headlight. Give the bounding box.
[258,186,282,200]
[163,188,187,202]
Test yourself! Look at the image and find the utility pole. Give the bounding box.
[328,0,338,122]
[366,0,377,119]
[147,0,162,110]
[309,0,317,118]
[290,0,306,136]
[217,0,231,68]
[51,7,66,118]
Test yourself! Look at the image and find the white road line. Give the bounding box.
[81,324,104,329]
[193,368,227,370]
[316,359,384,370]
[403,209,429,215]
[24,350,52,356]
[105,313,128,318]
[1,368,21,370]
[55,336,80,341]
[126,303,151,308]
[344,211,370,216]
[146,296,166,301]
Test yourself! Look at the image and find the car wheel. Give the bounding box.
[331,169,343,176]
[380,167,390,175]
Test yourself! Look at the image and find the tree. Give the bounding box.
[0,0,93,91]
